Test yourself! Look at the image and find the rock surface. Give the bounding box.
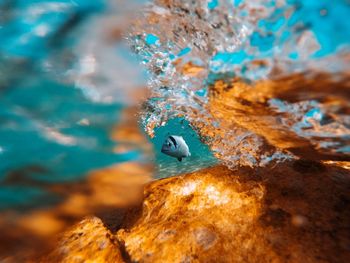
[51,161,350,263]
[117,165,266,263]
[47,217,123,263]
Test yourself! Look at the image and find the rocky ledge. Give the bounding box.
[48,161,350,263]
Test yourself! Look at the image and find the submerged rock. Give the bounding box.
[47,217,123,262]
[51,161,350,262]
[117,166,266,262]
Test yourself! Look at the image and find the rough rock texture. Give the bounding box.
[199,75,350,168]
[117,162,350,263]
[47,217,123,263]
[117,166,266,263]
[51,160,350,263]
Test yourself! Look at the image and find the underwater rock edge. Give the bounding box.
[48,161,350,263]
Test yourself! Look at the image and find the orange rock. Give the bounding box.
[115,162,350,263]
[48,160,350,262]
[180,62,205,77]
[47,217,124,263]
[190,74,350,166]
[117,166,272,262]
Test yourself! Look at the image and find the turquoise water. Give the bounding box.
[0,0,132,210]
[150,118,217,178]
[0,0,349,210]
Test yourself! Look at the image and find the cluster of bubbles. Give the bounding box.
[127,0,350,168]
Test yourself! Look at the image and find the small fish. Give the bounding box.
[161,135,191,162]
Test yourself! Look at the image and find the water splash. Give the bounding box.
[128,0,350,168]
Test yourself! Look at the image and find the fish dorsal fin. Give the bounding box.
[177,157,182,162]
[169,136,178,147]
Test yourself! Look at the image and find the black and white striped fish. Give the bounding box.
[161,135,191,162]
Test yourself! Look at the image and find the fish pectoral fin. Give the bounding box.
[177,157,182,162]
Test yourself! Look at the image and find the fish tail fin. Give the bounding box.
[177,157,182,162]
